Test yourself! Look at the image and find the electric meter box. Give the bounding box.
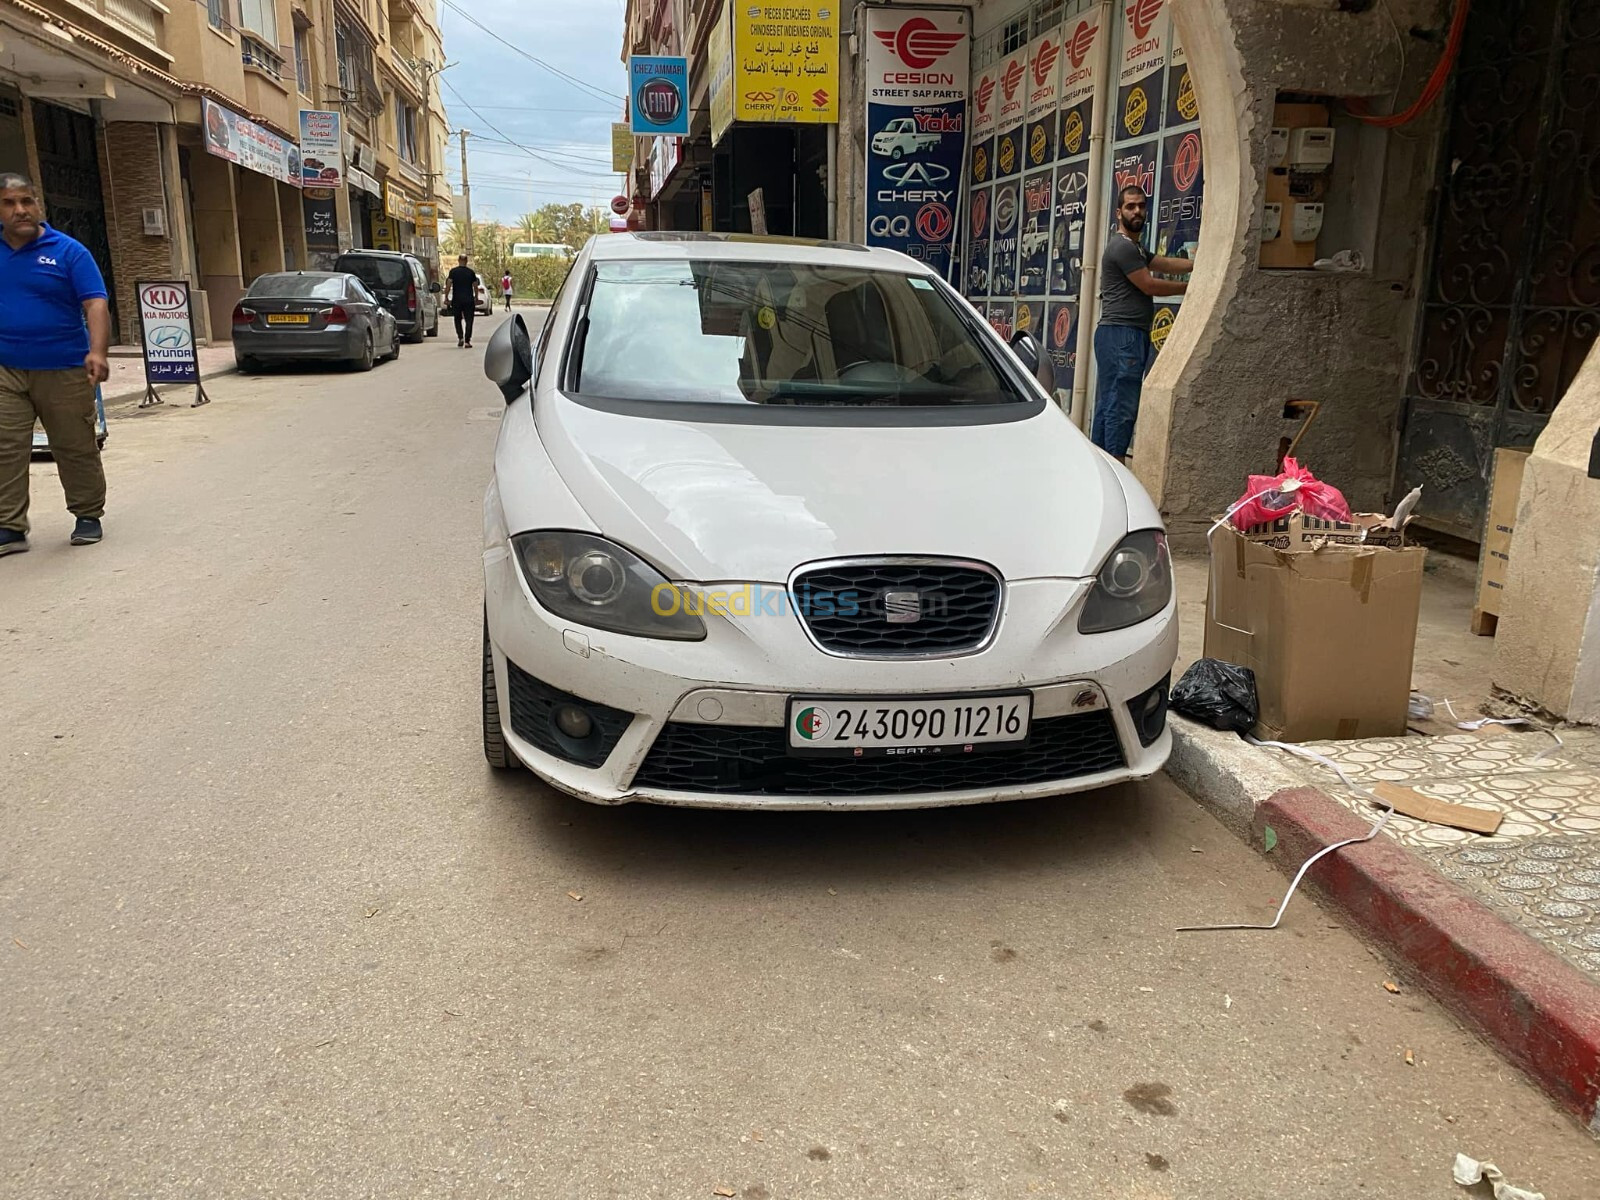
[1288,127,1336,173]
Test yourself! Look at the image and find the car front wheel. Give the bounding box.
[483,618,516,770]
[352,331,375,372]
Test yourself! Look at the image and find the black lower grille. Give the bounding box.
[631,710,1126,797]
[793,562,1001,656]
[505,659,633,767]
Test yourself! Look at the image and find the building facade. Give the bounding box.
[0,0,452,344]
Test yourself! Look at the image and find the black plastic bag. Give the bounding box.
[1170,659,1259,732]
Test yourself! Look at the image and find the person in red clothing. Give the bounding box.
[500,271,513,312]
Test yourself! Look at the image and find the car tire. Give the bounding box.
[353,331,375,372]
[236,356,258,374]
[384,330,401,362]
[404,323,426,344]
[891,146,903,161]
[483,617,517,770]
[426,320,439,337]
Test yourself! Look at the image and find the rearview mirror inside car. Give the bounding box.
[484,313,535,403]
[1009,332,1056,395]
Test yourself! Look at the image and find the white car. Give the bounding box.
[480,232,1177,810]
[871,117,941,160]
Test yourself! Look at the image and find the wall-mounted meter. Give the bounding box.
[1262,202,1283,242]
[1288,127,1335,173]
[1291,202,1325,243]
[1267,127,1290,168]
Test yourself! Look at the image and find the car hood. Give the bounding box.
[529,397,1132,583]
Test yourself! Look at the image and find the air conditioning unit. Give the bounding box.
[141,207,168,237]
[354,144,376,173]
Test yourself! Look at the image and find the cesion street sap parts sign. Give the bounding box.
[630,56,690,137]
[137,281,199,385]
[864,9,969,279]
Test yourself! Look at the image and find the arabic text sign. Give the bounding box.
[630,56,689,136]
[299,110,343,187]
[733,4,840,124]
[611,122,634,172]
[709,6,734,144]
[203,98,300,187]
[137,281,199,385]
[864,8,968,280]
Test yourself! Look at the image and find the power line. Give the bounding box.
[439,0,625,106]
[442,79,620,178]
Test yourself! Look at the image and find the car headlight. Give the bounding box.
[1077,530,1173,634]
[511,531,706,641]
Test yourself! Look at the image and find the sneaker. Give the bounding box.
[465,340,473,349]
[70,518,102,546]
[0,529,27,556]
[457,338,465,347]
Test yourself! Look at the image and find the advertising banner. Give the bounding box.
[383,179,416,223]
[303,191,339,252]
[1044,299,1078,385]
[732,3,840,124]
[1157,128,1204,260]
[299,110,342,187]
[1111,141,1159,221]
[136,281,199,385]
[1117,0,1167,142]
[985,300,1015,341]
[630,56,690,136]
[611,122,634,172]
[993,47,1028,181]
[990,178,1020,297]
[966,184,992,296]
[203,99,300,187]
[1057,12,1100,158]
[413,202,439,238]
[1048,160,1089,297]
[864,8,969,279]
[1022,31,1060,174]
[1018,170,1053,295]
[1166,29,1198,126]
[709,7,734,144]
[1013,297,1042,342]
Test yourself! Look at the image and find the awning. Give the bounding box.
[348,168,381,198]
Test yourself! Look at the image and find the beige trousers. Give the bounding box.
[0,366,106,534]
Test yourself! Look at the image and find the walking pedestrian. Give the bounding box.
[500,270,513,312]
[0,172,111,557]
[447,253,478,348]
[1091,185,1193,463]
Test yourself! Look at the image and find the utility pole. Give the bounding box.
[458,129,473,258]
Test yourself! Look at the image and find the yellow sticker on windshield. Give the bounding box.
[757,306,776,330]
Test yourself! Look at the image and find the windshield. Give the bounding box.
[572,260,1023,408]
[248,274,347,300]
[338,257,409,289]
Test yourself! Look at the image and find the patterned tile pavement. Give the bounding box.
[1262,727,1600,983]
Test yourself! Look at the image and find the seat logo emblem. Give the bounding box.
[883,591,923,624]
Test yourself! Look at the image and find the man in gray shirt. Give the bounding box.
[1092,185,1193,461]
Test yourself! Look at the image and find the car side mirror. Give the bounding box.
[428,281,442,293]
[484,313,535,403]
[1010,331,1056,394]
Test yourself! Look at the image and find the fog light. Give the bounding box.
[554,704,594,739]
[1127,675,1171,748]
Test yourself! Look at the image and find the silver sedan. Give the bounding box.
[232,271,400,373]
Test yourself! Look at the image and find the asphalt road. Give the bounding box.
[3,315,1594,1198]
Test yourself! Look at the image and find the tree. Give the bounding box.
[514,203,608,252]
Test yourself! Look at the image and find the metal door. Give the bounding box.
[1395,0,1600,539]
[31,101,119,337]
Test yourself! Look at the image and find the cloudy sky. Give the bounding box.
[437,0,630,223]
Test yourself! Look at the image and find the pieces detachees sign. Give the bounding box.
[137,281,199,385]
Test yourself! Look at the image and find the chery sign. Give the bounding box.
[864,9,970,281]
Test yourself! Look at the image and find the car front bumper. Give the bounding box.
[233,326,364,360]
[484,545,1177,810]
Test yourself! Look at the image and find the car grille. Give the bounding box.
[505,659,633,768]
[631,711,1126,797]
[792,561,1001,656]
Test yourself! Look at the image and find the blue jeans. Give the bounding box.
[1092,324,1153,460]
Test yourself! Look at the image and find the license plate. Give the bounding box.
[787,694,1032,757]
[266,313,310,324]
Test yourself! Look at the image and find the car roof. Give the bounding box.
[337,249,415,260]
[587,231,928,273]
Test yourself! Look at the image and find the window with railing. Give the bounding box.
[237,0,277,42]
[242,34,285,80]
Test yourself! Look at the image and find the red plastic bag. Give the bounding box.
[1229,458,1353,530]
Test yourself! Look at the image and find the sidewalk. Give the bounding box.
[1169,548,1600,1135]
[104,343,237,409]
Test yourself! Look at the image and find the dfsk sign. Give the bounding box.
[864,8,969,279]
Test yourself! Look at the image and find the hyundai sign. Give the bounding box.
[136,280,199,384]
[630,56,689,137]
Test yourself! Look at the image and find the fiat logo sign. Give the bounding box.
[637,78,682,126]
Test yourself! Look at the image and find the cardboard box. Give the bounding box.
[1239,511,1410,551]
[1205,517,1427,742]
[1472,448,1530,636]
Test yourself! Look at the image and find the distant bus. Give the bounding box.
[511,242,573,259]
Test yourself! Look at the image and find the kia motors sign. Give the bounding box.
[135,279,209,406]
[863,8,969,281]
[629,56,689,136]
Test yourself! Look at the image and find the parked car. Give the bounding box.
[871,117,941,160]
[232,271,400,372]
[478,231,1177,809]
[473,272,494,316]
[333,249,440,342]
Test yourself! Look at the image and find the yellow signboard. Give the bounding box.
[413,202,438,237]
[611,122,633,173]
[709,6,734,144]
[383,179,415,223]
[732,3,839,125]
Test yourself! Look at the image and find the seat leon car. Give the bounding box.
[479,232,1177,810]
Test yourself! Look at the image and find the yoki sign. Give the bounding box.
[137,281,198,385]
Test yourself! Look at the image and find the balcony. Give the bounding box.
[240,34,285,82]
[57,0,170,64]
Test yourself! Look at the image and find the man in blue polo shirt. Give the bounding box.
[0,172,112,556]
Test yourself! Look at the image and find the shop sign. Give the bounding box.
[611,122,634,172]
[299,110,343,187]
[370,212,399,251]
[630,56,690,136]
[864,9,969,281]
[732,3,840,125]
[203,98,301,187]
[709,6,734,145]
[1058,13,1100,157]
[1117,0,1168,142]
[1166,30,1198,126]
[384,179,416,223]
[303,192,340,251]
[136,281,199,385]
[414,202,439,237]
